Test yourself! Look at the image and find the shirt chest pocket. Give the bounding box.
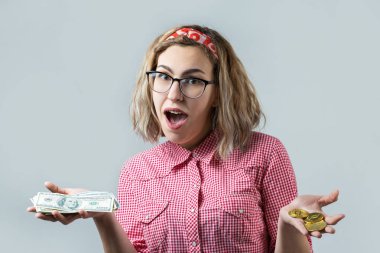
[136,201,169,252]
[225,166,257,195]
[218,194,264,245]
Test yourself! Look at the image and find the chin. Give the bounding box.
[162,129,189,146]
[163,131,184,143]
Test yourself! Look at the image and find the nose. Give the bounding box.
[167,80,183,101]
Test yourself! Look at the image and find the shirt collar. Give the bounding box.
[159,130,219,169]
[191,130,219,164]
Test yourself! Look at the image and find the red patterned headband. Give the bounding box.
[166,28,218,59]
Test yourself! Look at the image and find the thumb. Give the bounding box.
[44,181,67,194]
[318,189,339,207]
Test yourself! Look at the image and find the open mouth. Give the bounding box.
[164,109,188,129]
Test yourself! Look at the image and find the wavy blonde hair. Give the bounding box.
[131,24,264,159]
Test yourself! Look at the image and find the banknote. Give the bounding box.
[31,191,119,214]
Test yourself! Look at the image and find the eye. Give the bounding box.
[182,78,204,85]
[157,72,170,80]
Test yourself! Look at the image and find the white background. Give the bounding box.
[1,0,379,252]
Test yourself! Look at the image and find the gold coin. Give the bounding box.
[288,209,309,219]
[305,212,324,223]
[304,220,327,232]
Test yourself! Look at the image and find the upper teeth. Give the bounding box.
[169,111,182,114]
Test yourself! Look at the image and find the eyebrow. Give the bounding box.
[156,65,206,76]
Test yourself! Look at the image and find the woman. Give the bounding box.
[28,25,345,253]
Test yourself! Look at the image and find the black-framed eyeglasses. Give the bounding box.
[146,71,215,99]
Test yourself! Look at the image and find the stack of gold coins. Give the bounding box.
[288,209,327,232]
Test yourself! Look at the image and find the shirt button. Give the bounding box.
[192,241,197,247]
[193,184,197,188]
[145,215,150,220]
[192,153,197,158]
[238,209,244,214]
[190,208,195,213]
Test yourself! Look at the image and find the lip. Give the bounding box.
[163,107,188,130]
[163,107,187,115]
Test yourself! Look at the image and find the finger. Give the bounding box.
[45,181,67,194]
[324,225,336,234]
[78,210,90,219]
[52,211,72,225]
[27,206,36,212]
[325,213,345,225]
[52,211,80,225]
[310,231,322,238]
[65,214,81,224]
[35,213,58,222]
[318,189,339,207]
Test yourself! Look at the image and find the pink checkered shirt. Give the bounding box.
[116,131,312,252]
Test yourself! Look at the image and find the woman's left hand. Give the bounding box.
[280,190,345,238]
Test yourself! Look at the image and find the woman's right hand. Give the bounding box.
[27,181,108,225]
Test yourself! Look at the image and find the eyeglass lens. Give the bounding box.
[148,72,206,98]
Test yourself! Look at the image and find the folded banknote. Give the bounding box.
[31,191,119,214]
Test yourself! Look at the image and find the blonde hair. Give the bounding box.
[131,24,264,159]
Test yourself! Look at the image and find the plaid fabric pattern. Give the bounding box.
[116,131,313,252]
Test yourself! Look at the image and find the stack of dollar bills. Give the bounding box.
[30,191,120,214]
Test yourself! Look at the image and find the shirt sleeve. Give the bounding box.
[115,163,148,253]
[262,138,313,253]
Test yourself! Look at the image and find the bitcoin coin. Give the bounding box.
[288,209,309,219]
[305,212,324,223]
[304,220,327,232]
